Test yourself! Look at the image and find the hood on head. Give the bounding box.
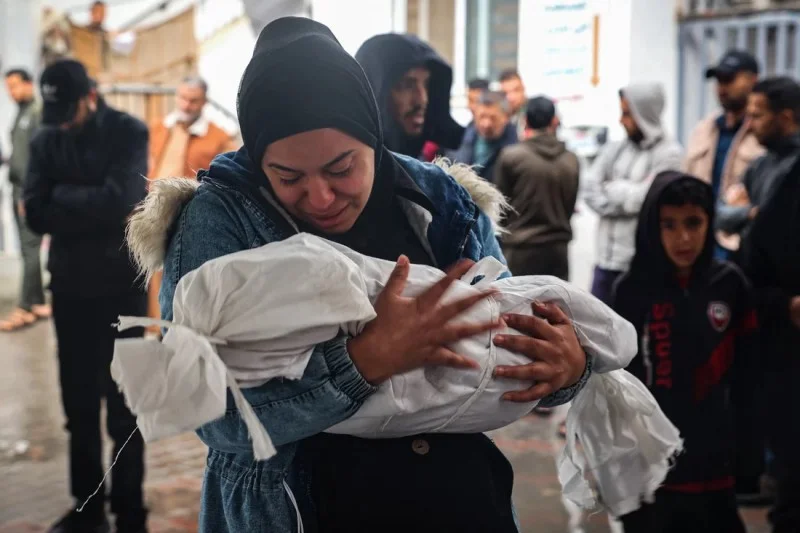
[629,171,715,281]
[620,82,665,142]
[528,134,567,160]
[356,34,464,156]
[126,151,507,281]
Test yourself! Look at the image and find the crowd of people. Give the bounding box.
[1,11,800,533]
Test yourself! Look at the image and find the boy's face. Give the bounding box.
[659,204,709,273]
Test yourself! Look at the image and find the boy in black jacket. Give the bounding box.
[611,171,754,533]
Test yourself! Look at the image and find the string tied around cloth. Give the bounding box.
[112,316,276,461]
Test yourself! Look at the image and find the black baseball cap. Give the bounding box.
[40,59,92,125]
[526,96,556,130]
[705,50,759,81]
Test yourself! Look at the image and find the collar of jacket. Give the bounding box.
[127,149,508,280]
[163,111,211,137]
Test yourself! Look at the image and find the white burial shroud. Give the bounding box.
[112,233,682,516]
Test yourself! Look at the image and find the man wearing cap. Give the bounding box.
[494,96,580,281]
[355,34,465,159]
[23,59,149,533]
[686,50,771,509]
[684,50,764,261]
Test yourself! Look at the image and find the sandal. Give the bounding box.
[31,304,52,319]
[0,308,39,332]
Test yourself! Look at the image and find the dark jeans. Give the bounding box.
[52,289,147,527]
[767,372,800,532]
[12,185,45,310]
[731,340,767,493]
[620,488,746,533]
[308,433,518,532]
[502,242,569,281]
[590,266,624,305]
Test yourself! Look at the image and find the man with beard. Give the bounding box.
[499,69,528,139]
[736,76,800,533]
[451,90,518,180]
[23,59,149,533]
[584,82,683,304]
[355,34,464,159]
[1,68,49,332]
[684,50,764,260]
[689,51,769,508]
[148,76,238,180]
[146,77,238,331]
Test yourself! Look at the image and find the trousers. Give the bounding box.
[620,488,746,533]
[52,289,148,527]
[591,266,624,305]
[12,185,45,310]
[502,241,569,281]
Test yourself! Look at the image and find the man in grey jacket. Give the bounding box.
[1,68,47,331]
[584,82,683,303]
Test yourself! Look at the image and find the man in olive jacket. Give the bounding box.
[494,96,580,280]
[2,68,47,331]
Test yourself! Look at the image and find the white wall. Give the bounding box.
[628,0,679,140]
[517,0,678,142]
[195,0,255,123]
[310,0,396,57]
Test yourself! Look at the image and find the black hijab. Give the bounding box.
[237,17,382,169]
[235,17,427,262]
[356,34,464,158]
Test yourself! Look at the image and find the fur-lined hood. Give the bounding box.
[127,156,508,281]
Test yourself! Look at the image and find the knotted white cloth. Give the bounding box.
[111,233,682,515]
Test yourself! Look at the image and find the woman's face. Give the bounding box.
[261,128,375,234]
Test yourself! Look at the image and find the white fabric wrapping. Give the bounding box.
[111,233,682,514]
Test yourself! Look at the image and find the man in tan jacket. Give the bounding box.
[149,76,238,180]
[683,50,764,259]
[148,76,238,329]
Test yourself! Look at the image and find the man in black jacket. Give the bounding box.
[355,34,464,159]
[737,77,800,533]
[23,59,149,533]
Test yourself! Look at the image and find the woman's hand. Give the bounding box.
[347,256,502,385]
[493,301,587,402]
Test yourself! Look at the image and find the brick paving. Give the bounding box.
[0,297,770,533]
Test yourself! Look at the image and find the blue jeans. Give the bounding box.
[591,266,623,305]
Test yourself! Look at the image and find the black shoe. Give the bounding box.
[115,527,148,533]
[115,511,148,533]
[48,509,110,533]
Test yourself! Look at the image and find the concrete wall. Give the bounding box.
[0,0,41,254]
[629,0,679,140]
[517,0,679,142]
[310,0,397,57]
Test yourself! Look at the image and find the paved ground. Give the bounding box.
[0,207,770,532]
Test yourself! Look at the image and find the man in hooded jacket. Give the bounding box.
[736,77,800,532]
[584,82,683,304]
[355,33,464,159]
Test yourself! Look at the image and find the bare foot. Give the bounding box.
[31,304,52,319]
[0,308,38,332]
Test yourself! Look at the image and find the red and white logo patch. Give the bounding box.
[708,302,731,332]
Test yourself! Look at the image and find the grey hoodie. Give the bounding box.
[584,82,683,271]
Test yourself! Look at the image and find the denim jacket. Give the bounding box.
[128,148,590,532]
